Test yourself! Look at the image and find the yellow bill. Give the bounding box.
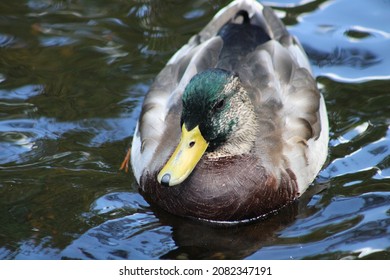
[157,124,208,186]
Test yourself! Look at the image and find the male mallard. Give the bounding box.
[124,0,329,223]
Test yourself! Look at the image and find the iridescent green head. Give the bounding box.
[181,68,242,151]
[158,68,254,187]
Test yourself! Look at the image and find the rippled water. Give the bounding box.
[0,0,389,260]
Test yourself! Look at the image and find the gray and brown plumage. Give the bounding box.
[126,0,329,223]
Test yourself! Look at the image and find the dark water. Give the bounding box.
[0,0,389,260]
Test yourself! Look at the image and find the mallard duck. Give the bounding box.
[123,0,329,223]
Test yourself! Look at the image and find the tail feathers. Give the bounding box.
[234,10,250,24]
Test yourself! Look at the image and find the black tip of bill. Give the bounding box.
[160,173,171,187]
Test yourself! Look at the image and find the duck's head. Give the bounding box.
[157,68,256,187]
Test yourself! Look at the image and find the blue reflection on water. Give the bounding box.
[0,116,134,164]
[248,193,390,259]
[322,127,390,178]
[289,0,390,82]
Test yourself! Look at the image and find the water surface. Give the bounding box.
[0,0,389,259]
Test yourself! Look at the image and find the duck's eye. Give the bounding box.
[213,99,225,112]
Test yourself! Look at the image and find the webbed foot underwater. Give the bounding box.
[125,0,329,223]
